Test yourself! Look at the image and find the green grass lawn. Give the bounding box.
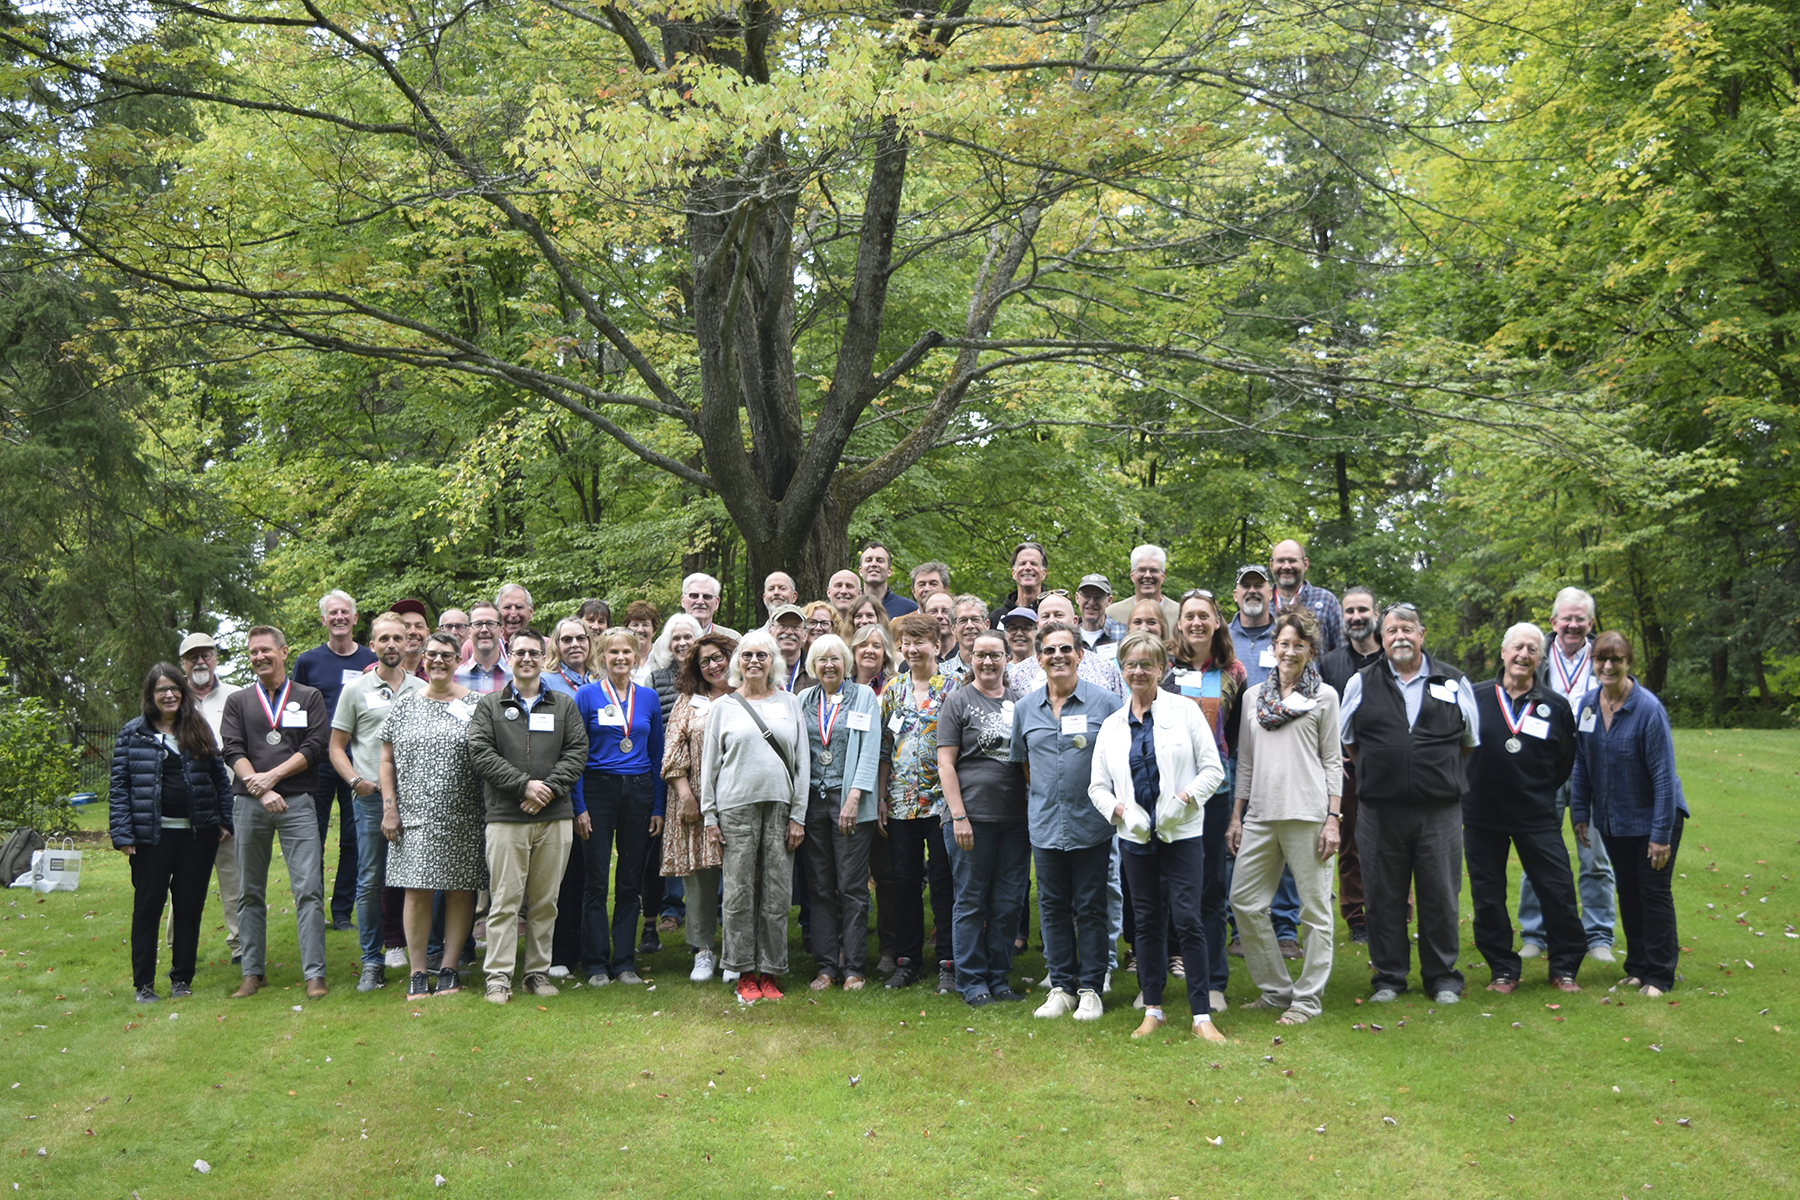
[5,729,1797,1199]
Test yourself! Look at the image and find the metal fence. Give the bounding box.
[68,719,120,798]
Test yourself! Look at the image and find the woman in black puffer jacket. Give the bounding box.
[110,663,234,1003]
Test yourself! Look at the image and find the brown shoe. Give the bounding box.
[1552,977,1582,993]
[1486,978,1520,994]
[305,977,329,1000]
[230,975,265,999]
[1131,1012,1167,1039]
[1193,1018,1227,1043]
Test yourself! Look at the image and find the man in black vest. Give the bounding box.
[1339,603,1479,1004]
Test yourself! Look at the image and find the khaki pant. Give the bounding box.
[167,831,242,956]
[483,819,574,984]
[718,802,793,977]
[1230,818,1335,1017]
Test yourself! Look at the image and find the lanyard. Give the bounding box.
[1551,645,1589,695]
[789,659,803,691]
[1494,684,1530,736]
[555,666,585,693]
[256,678,293,733]
[601,678,635,733]
[818,689,844,746]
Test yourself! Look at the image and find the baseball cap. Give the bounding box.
[766,603,807,624]
[178,632,217,657]
[1001,607,1040,626]
[390,598,431,621]
[1077,573,1113,596]
[1235,564,1270,583]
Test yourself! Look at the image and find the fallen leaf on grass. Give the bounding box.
[1205,1136,1223,1146]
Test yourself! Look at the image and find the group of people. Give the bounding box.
[110,539,1689,1036]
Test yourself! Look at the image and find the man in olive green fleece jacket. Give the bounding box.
[467,630,590,1002]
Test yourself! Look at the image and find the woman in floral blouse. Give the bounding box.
[878,612,960,991]
[660,631,738,983]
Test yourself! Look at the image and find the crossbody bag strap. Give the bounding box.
[730,693,795,793]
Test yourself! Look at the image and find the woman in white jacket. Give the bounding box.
[1090,632,1226,1042]
[1227,610,1342,1025]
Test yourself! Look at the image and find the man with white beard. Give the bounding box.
[1227,565,1278,689]
[178,632,244,962]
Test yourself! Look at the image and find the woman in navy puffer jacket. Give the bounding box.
[110,663,234,1003]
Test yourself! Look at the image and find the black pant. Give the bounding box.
[129,826,220,988]
[1606,815,1684,991]
[313,760,358,924]
[640,828,665,933]
[1359,801,1464,995]
[1465,823,1586,981]
[552,837,585,970]
[1034,840,1111,994]
[1120,836,1209,1016]
[887,816,953,968]
[579,770,655,976]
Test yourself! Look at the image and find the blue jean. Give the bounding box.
[1034,840,1112,994]
[352,796,389,965]
[1519,783,1616,948]
[1225,857,1301,941]
[580,770,655,976]
[312,760,359,924]
[944,820,1031,998]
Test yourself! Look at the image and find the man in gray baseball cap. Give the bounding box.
[1075,574,1126,651]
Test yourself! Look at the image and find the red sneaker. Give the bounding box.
[735,975,764,1004]
[758,973,784,1001]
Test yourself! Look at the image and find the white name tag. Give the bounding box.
[1259,649,1277,669]
[594,711,625,728]
[1520,715,1550,740]
[1060,714,1088,736]
[888,713,904,735]
[1000,700,1015,722]
[1429,682,1457,703]
[448,698,476,723]
[847,711,872,732]
[1282,694,1319,713]
[280,710,309,728]
[1578,709,1596,733]
[364,693,390,710]
[340,668,363,686]
[528,712,555,732]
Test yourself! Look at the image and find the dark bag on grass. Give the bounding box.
[1,827,44,888]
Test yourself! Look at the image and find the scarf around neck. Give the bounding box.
[1257,660,1323,730]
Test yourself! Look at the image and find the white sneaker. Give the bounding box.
[721,968,741,984]
[1209,989,1228,1013]
[547,965,571,979]
[1132,990,1146,1010]
[1034,987,1076,1018]
[1102,970,1112,994]
[690,950,717,982]
[1073,989,1105,1021]
[384,947,408,970]
[1519,943,1544,959]
[1433,990,1461,1005]
[1587,945,1617,964]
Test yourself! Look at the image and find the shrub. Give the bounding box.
[0,687,79,834]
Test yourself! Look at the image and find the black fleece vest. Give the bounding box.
[1351,658,1468,806]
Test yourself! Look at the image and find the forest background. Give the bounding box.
[0,0,1793,743]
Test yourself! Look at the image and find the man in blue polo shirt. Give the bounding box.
[291,589,376,931]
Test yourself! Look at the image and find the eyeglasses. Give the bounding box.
[1042,588,1070,598]
[511,649,543,660]
[559,634,589,643]
[1593,655,1627,665]
[972,651,1006,662]
[422,650,458,663]
[740,650,771,661]
[698,654,728,668]
[440,622,470,632]
[1120,659,1162,672]
[154,686,184,697]
[1040,644,1078,658]
[1180,589,1215,601]
[1382,603,1421,620]
[1131,566,1165,576]
[471,619,500,629]
[805,619,835,631]
[686,592,717,602]
[954,615,987,626]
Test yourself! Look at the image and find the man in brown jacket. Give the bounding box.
[467,628,590,1004]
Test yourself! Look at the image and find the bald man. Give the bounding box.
[1269,539,1344,654]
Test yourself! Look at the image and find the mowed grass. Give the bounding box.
[4,729,1797,1200]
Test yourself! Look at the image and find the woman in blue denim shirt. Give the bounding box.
[1570,631,1688,997]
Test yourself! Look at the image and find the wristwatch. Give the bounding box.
[1327,810,1343,819]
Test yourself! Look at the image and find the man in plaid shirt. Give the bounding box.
[1269,539,1344,654]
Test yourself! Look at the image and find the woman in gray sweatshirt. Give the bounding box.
[701,628,811,1002]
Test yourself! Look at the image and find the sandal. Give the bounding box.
[1238,995,1283,1012]
[1275,1010,1311,1026]
[809,972,835,992]
[842,975,866,991]
[1639,983,1665,998]
[1620,976,1642,988]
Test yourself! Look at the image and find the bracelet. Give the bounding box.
[952,813,969,822]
